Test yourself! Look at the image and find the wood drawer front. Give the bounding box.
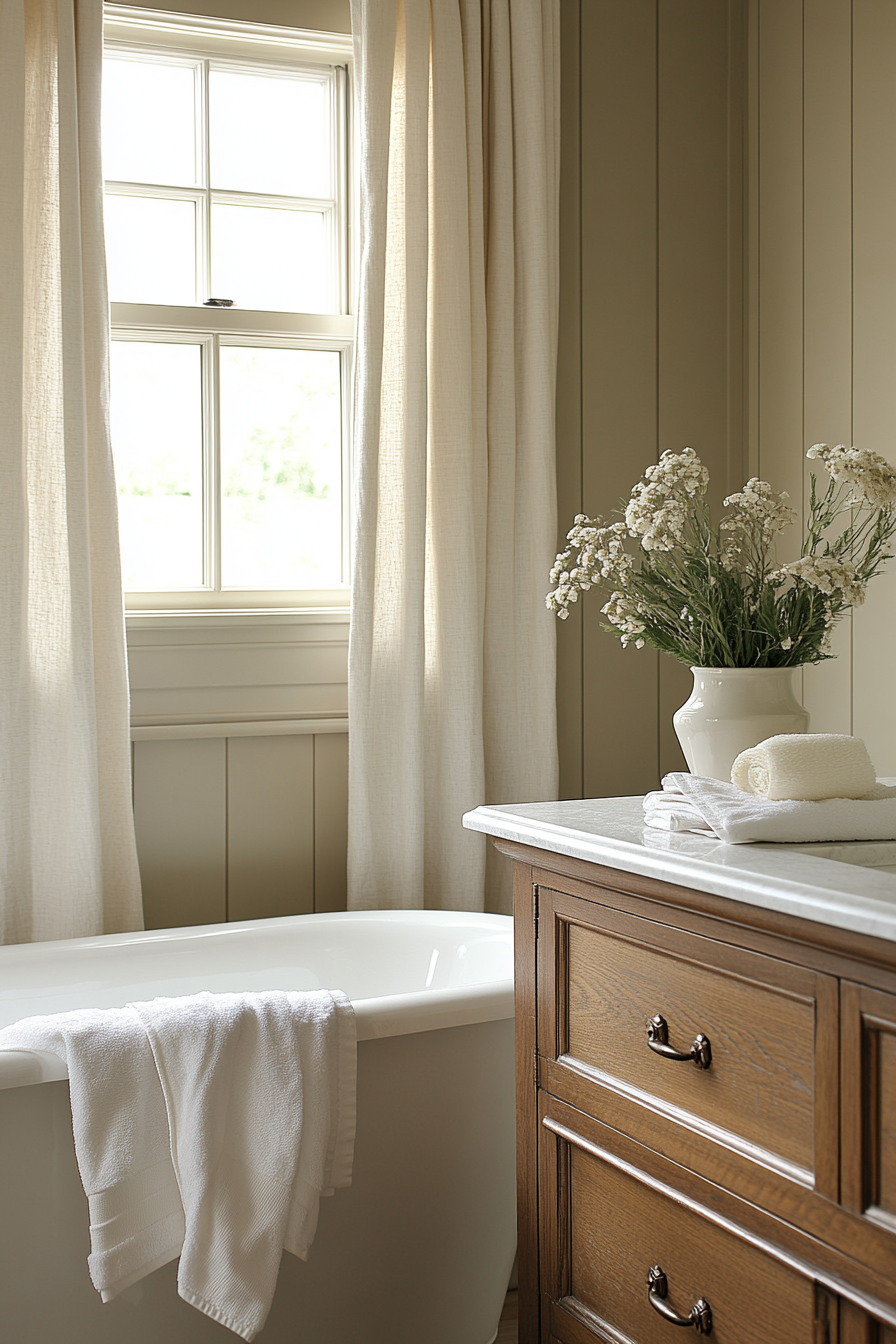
[842,982,896,1245]
[543,1113,817,1344]
[538,888,838,1185]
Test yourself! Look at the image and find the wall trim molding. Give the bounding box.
[126,607,349,629]
[104,5,353,62]
[131,717,348,740]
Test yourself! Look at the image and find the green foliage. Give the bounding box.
[224,413,330,505]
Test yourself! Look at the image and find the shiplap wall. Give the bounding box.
[127,615,348,927]
[121,0,896,922]
[124,0,754,923]
[749,0,896,772]
[556,0,747,801]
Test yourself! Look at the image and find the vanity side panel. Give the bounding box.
[841,981,896,1236]
[514,860,540,1344]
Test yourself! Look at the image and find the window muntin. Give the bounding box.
[102,17,353,612]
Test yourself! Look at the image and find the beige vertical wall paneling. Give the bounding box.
[726,0,747,502]
[556,0,584,801]
[852,0,896,771]
[746,0,761,481]
[557,0,746,799]
[750,0,896,765]
[227,735,315,922]
[134,738,227,930]
[801,0,854,734]
[755,0,804,515]
[578,0,660,800]
[313,733,349,912]
[752,0,812,722]
[657,0,737,775]
[132,729,349,927]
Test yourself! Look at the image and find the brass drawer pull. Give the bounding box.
[647,1014,712,1069]
[647,1265,713,1334]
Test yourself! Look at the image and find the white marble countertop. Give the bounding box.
[463,796,896,943]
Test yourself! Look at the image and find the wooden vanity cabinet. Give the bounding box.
[503,843,896,1344]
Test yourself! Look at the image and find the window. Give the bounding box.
[103,7,354,611]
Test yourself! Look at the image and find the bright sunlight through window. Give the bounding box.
[102,11,352,610]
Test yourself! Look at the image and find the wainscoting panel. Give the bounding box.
[133,737,228,930]
[128,611,350,929]
[126,613,349,728]
[134,729,349,930]
[313,732,349,914]
[227,735,315,923]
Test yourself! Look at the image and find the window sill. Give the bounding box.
[125,605,350,631]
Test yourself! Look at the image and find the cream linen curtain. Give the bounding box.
[348,0,560,913]
[0,0,143,942]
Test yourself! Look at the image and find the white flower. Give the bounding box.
[642,446,710,498]
[546,516,634,617]
[781,637,792,650]
[601,590,648,645]
[808,443,896,507]
[721,479,796,539]
[782,554,867,606]
[624,449,709,552]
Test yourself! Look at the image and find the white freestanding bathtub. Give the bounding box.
[0,910,516,1344]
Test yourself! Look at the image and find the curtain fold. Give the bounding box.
[0,0,143,942]
[348,0,560,913]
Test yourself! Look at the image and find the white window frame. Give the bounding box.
[103,5,355,618]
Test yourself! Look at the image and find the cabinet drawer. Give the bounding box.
[543,1108,817,1344]
[537,886,838,1187]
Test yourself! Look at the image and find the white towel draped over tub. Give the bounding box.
[0,990,357,1343]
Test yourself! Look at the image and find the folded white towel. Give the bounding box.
[644,772,896,844]
[0,990,356,1342]
[731,733,877,800]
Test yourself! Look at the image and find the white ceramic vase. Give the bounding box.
[673,666,810,782]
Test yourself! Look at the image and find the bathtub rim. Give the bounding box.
[0,909,514,1091]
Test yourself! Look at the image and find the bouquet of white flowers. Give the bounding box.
[546,444,896,668]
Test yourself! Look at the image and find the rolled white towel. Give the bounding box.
[731,733,876,801]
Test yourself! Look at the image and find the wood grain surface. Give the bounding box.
[540,886,836,1182]
[564,1137,815,1343]
[508,833,896,1342]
